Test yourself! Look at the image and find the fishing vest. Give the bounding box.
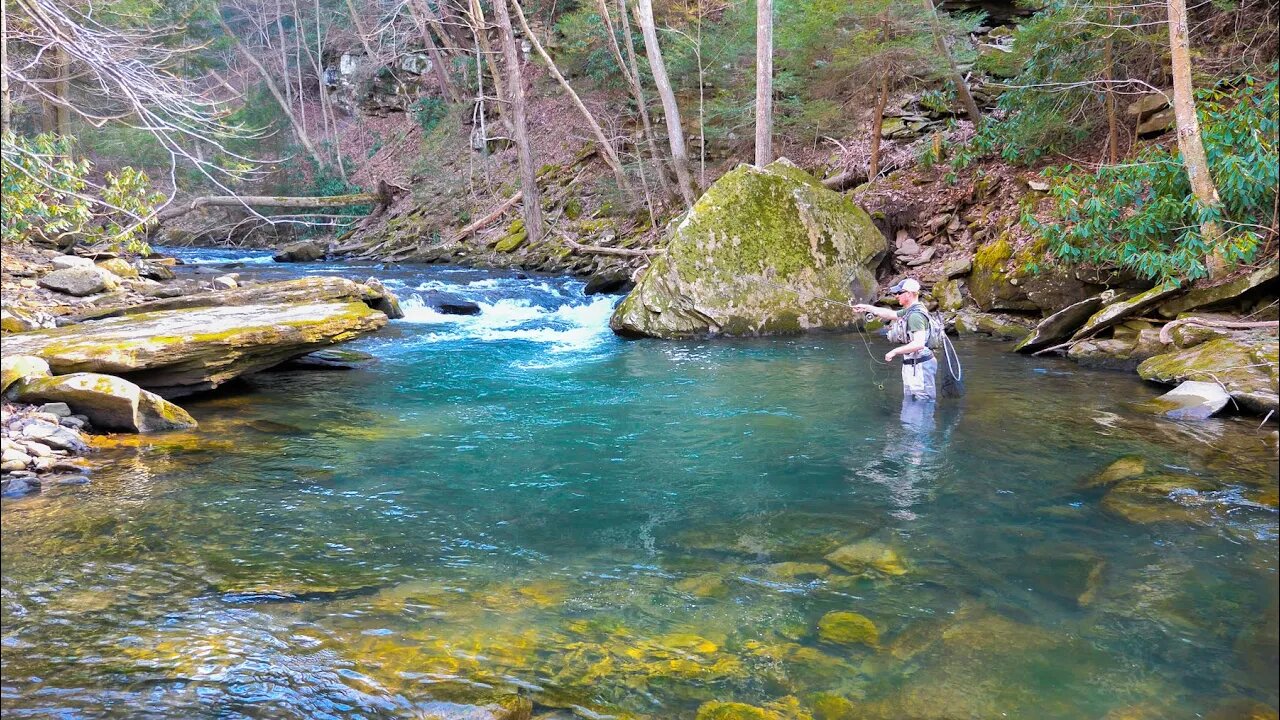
[888,305,943,358]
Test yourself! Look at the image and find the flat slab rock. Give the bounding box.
[1135,380,1232,420]
[3,301,388,396]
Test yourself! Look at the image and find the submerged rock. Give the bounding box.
[610,159,885,339]
[11,372,197,432]
[1079,456,1147,489]
[3,300,388,396]
[1100,473,1219,524]
[817,611,880,647]
[823,539,907,576]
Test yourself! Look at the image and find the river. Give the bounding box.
[2,249,1276,719]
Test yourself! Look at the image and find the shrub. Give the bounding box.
[1025,73,1278,282]
[1,132,162,253]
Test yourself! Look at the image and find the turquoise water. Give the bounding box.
[2,249,1277,719]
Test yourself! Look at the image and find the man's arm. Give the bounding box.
[851,303,897,322]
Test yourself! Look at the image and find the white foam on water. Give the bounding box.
[400,294,617,354]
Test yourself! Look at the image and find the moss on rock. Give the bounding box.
[610,159,886,339]
[817,611,880,647]
[1138,336,1278,415]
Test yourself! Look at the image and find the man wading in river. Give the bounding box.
[853,278,937,402]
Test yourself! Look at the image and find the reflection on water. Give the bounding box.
[2,252,1277,719]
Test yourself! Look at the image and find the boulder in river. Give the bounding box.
[1138,336,1278,415]
[273,239,327,262]
[1134,380,1232,420]
[424,291,481,316]
[71,276,399,322]
[12,372,197,432]
[3,300,389,396]
[610,158,886,339]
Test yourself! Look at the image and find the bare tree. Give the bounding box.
[1,0,9,134]
[510,0,634,199]
[6,0,261,177]
[490,0,543,242]
[407,0,460,102]
[633,0,696,206]
[920,0,982,127]
[597,0,674,201]
[1165,0,1225,275]
[754,0,772,166]
[217,11,325,167]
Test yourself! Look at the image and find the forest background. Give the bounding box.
[1,0,1277,286]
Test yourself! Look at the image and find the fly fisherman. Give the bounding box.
[852,278,937,402]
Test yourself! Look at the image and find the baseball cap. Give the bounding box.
[888,278,921,294]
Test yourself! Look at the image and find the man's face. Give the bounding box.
[897,290,916,305]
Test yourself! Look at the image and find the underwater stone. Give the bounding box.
[1079,456,1147,489]
[817,611,879,647]
[824,539,907,576]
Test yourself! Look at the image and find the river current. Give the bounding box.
[2,249,1277,719]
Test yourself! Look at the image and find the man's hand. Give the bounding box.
[884,350,895,363]
[851,303,873,313]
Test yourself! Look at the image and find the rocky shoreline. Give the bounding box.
[1,243,403,497]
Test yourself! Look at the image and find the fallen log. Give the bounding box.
[561,235,663,257]
[154,180,398,225]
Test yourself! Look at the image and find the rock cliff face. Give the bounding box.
[610,159,887,339]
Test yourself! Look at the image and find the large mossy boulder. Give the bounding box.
[12,372,197,432]
[1137,335,1278,415]
[609,159,886,339]
[3,300,388,396]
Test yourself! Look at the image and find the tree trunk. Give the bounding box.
[921,0,982,127]
[1103,3,1118,164]
[1,0,11,135]
[468,0,513,135]
[52,44,70,136]
[754,0,772,167]
[344,0,378,59]
[220,14,326,168]
[869,73,889,178]
[490,0,544,243]
[409,0,460,102]
[276,0,293,108]
[1166,0,1225,276]
[633,0,696,206]
[614,0,676,201]
[510,0,634,199]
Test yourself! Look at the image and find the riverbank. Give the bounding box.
[0,242,404,496]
